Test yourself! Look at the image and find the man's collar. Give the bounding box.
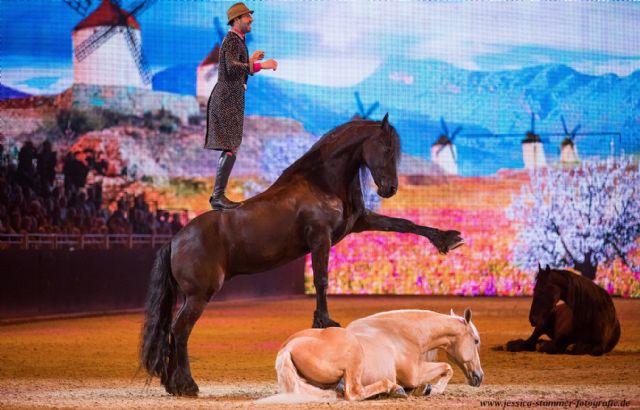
[230,27,245,40]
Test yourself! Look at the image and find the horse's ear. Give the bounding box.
[538,262,542,272]
[381,113,390,132]
[450,308,455,316]
[464,307,472,324]
[545,264,551,273]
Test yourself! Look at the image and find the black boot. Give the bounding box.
[209,151,241,211]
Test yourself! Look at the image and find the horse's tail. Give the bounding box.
[140,242,176,386]
[256,348,337,404]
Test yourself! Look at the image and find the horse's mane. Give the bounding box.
[547,269,617,327]
[278,119,400,180]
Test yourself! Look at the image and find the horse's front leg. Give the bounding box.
[403,362,453,396]
[307,226,340,328]
[505,325,545,352]
[352,211,463,254]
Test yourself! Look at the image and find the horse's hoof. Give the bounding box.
[390,386,408,398]
[505,339,524,351]
[166,374,199,397]
[335,378,345,396]
[423,384,432,396]
[312,312,341,328]
[411,384,432,396]
[538,342,558,354]
[312,319,341,328]
[506,339,536,352]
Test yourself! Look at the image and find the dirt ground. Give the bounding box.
[1,296,639,409]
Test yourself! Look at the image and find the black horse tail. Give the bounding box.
[140,242,176,385]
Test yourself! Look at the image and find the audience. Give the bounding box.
[0,141,182,239]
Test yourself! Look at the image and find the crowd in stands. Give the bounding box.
[0,141,184,236]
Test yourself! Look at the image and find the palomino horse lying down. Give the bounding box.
[268,308,483,402]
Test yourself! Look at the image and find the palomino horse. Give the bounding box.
[268,308,483,402]
[506,265,620,355]
[140,115,464,396]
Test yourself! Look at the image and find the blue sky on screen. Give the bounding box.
[1,1,639,94]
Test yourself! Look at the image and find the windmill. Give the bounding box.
[197,17,226,98]
[521,112,547,170]
[559,116,581,164]
[352,92,380,120]
[431,117,461,175]
[66,0,157,88]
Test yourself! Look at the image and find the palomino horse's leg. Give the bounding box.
[404,362,453,395]
[342,369,405,401]
[307,227,340,328]
[166,295,208,396]
[352,211,464,254]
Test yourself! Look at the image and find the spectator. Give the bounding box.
[170,212,184,234]
[36,140,57,197]
[17,140,37,191]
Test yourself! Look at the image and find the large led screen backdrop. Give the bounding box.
[1,1,639,296]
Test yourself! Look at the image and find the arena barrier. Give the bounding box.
[0,244,306,320]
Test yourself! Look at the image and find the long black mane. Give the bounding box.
[279,119,401,180]
[541,268,617,328]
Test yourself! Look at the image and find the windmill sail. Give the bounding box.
[123,25,152,84]
[73,0,156,84]
[64,0,93,15]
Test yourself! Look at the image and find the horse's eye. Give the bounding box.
[475,339,479,345]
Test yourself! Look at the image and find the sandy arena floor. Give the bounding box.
[1,296,639,409]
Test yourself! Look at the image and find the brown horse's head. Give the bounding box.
[361,113,401,198]
[446,308,484,387]
[529,264,562,327]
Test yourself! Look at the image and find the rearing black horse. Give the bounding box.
[140,115,464,396]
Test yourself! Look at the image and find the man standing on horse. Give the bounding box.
[205,2,278,210]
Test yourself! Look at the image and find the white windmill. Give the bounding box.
[559,116,581,165]
[66,0,156,89]
[196,17,226,99]
[431,117,460,175]
[521,113,547,170]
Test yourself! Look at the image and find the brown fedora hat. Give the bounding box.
[227,2,253,24]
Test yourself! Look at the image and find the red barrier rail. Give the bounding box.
[0,234,173,250]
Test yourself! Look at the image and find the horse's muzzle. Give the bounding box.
[377,184,397,198]
[469,371,483,387]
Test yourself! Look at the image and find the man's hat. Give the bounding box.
[227,2,253,24]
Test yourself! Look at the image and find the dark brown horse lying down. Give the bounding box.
[506,265,620,355]
[140,115,464,396]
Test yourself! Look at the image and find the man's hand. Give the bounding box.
[261,59,278,71]
[251,51,265,61]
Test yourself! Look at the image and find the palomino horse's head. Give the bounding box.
[446,308,484,387]
[529,264,562,327]
[361,113,401,198]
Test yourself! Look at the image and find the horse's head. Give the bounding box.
[445,308,484,387]
[529,264,562,327]
[361,113,400,198]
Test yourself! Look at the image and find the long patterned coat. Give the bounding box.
[205,31,254,151]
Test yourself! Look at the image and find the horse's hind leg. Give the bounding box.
[166,294,209,396]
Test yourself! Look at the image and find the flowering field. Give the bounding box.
[143,173,638,298]
[303,175,639,297]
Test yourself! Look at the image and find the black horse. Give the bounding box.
[140,115,464,396]
[506,265,620,355]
